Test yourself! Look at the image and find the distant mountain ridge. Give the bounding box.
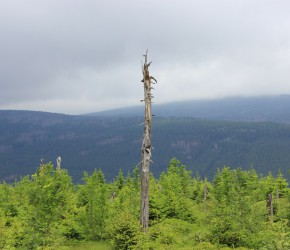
[1,103,290,182]
[1,95,290,182]
[88,95,290,123]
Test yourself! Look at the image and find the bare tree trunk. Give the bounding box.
[56,156,62,170]
[140,50,156,233]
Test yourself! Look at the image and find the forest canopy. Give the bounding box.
[0,158,289,249]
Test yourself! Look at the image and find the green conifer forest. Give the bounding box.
[0,158,289,249]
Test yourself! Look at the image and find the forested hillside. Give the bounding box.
[1,110,290,182]
[1,159,289,249]
[91,95,290,123]
[1,106,290,249]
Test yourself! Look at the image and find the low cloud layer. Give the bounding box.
[1,0,289,114]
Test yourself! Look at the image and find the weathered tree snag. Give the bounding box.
[140,50,156,233]
[56,156,62,170]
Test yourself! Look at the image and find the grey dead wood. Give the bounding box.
[140,50,156,233]
[56,156,62,170]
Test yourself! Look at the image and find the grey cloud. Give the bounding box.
[0,0,290,114]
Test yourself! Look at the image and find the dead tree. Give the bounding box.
[56,156,62,170]
[140,50,156,233]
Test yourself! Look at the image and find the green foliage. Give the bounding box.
[150,218,195,247]
[106,212,141,250]
[0,181,28,249]
[77,169,108,241]
[115,170,125,190]
[210,167,266,248]
[157,159,196,222]
[21,163,79,248]
[0,158,289,249]
[68,241,113,250]
[264,219,290,250]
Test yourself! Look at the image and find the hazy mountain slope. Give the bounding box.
[1,110,290,182]
[89,95,290,123]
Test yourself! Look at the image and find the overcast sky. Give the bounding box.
[0,0,289,114]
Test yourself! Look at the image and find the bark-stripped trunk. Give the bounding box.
[56,156,61,170]
[140,51,156,233]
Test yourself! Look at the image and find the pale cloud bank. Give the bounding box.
[0,0,289,114]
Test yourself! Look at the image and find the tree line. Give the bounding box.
[0,158,289,249]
